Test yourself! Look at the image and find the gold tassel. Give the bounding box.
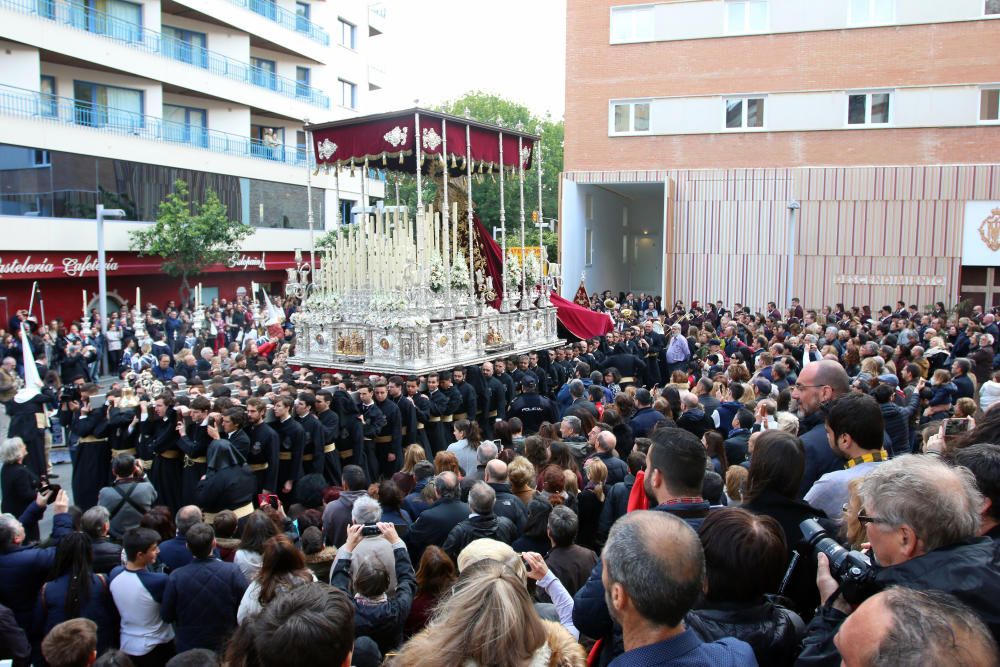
[382,152,387,166]
[398,152,404,165]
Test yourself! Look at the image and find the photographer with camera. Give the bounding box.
[797,454,1000,663]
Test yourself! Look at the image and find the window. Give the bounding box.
[982,89,1000,122]
[161,26,207,68]
[585,193,593,220]
[987,0,1000,15]
[251,57,277,90]
[69,0,142,42]
[725,0,768,34]
[847,92,891,126]
[724,97,765,129]
[73,81,143,130]
[338,18,356,48]
[249,0,277,20]
[610,5,654,43]
[611,101,651,134]
[295,2,310,31]
[339,79,357,109]
[33,149,51,167]
[251,125,284,161]
[40,75,57,117]
[163,104,207,147]
[296,67,311,98]
[585,228,594,266]
[848,0,894,26]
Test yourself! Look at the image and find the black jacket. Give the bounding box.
[161,557,248,653]
[331,543,416,656]
[798,411,843,497]
[879,391,919,456]
[487,482,528,533]
[598,474,635,543]
[687,599,803,667]
[441,513,518,561]
[405,497,470,563]
[91,537,123,575]
[797,539,1000,665]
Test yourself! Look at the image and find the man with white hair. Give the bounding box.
[330,495,396,590]
[676,391,715,440]
[664,324,690,378]
[799,454,1000,658]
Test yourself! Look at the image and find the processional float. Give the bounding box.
[288,108,564,374]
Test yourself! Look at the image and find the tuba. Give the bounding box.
[604,298,617,310]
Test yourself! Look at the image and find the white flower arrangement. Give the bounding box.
[504,252,523,291]
[364,292,425,329]
[450,252,471,290]
[523,254,541,287]
[429,253,446,293]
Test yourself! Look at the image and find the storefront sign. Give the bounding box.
[0,251,296,280]
[834,275,945,287]
[964,202,1000,266]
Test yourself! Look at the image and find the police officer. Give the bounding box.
[507,374,559,435]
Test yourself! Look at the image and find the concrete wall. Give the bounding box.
[0,40,41,91]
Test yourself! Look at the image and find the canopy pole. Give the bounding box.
[441,117,452,311]
[334,164,341,227]
[498,123,507,311]
[465,110,475,309]
[517,129,527,310]
[536,126,547,306]
[305,123,315,270]
[414,111,424,291]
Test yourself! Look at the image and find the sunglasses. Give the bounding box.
[856,508,892,527]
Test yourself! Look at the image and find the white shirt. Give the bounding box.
[109,567,174,656]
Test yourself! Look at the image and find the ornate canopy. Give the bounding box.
[305,109,538,176]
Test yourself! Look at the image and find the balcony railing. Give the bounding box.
[226,0,329,46]
[1,0,330,108]
[0,84,309,166]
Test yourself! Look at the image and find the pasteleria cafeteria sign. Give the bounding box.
[0,251,296,280]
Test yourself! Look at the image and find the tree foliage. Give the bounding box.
[129,179,254,297]
[384,91,562,260]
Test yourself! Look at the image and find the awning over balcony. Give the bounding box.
[305,108,537,176]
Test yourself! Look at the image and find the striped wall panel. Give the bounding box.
[565,164,1000,309]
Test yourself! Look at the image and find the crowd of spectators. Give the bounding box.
[0,291,998,666]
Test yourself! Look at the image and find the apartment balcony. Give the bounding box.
[0,83,309,166]
[368,3,385,36]
[226,0,328,45]
[0,0,330,109]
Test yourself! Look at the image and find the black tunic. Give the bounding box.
[70,408,112,510]
[373,398,402,480]
[142,410,183,513]
[6,393,51,478]
[271,416,306,501]
[316,408,342,486]
[247,422,280,494]
[176,421,211,507]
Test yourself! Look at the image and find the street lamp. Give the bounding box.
[786,199,801,312]
[96,204,126,376]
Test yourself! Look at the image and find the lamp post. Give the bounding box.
[786,199,800,312]
[96,204,126,376]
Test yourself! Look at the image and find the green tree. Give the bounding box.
[129,179,255,301]
[387,91,563,260]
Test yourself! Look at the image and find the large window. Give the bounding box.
[295,67,311,98]
[725,97,765,129]
[249,0,277,20]
[338,18,356,48]
[982,89,1000,123]
[250,57,277,90]
[847,91,891,126]
[163,104,207,147]
[987,0,1000,15]
[725,0,767,34]
[610,5,654,43]
[68,0,142,42]
[161,26,207,68]
[73,81,143,131]
[39,75,57,118]
[295,2,310,32]
[848,0,894,26]
[611,101,651,134]
[339,79,357,109]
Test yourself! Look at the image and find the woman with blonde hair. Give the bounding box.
[391,558,586,667]
[577,458,607,551]
[508,455,537,507]
[392,444,427,495]
[737,383,756,408]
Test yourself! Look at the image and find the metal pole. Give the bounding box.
[786,200,800,312]
[517,133,527,310]
[441,117,451,309]
[414,111,423,210]
[465,113,475,306]
[498,125,507,310]
[96,205,109,376]
[535,127,545,267]
[305,123,315,270]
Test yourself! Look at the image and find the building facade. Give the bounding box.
[561,0,1000,311]
[0,0,387,322]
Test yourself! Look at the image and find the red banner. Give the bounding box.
[0,251,301,281]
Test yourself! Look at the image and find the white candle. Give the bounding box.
[135,287,140,312]
[83,289,88,315]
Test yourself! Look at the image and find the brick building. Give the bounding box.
[559,0,1000,311]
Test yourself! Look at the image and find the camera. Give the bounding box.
[360,524,381,537]
[60,385,81,403]
[800,518,879,605]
